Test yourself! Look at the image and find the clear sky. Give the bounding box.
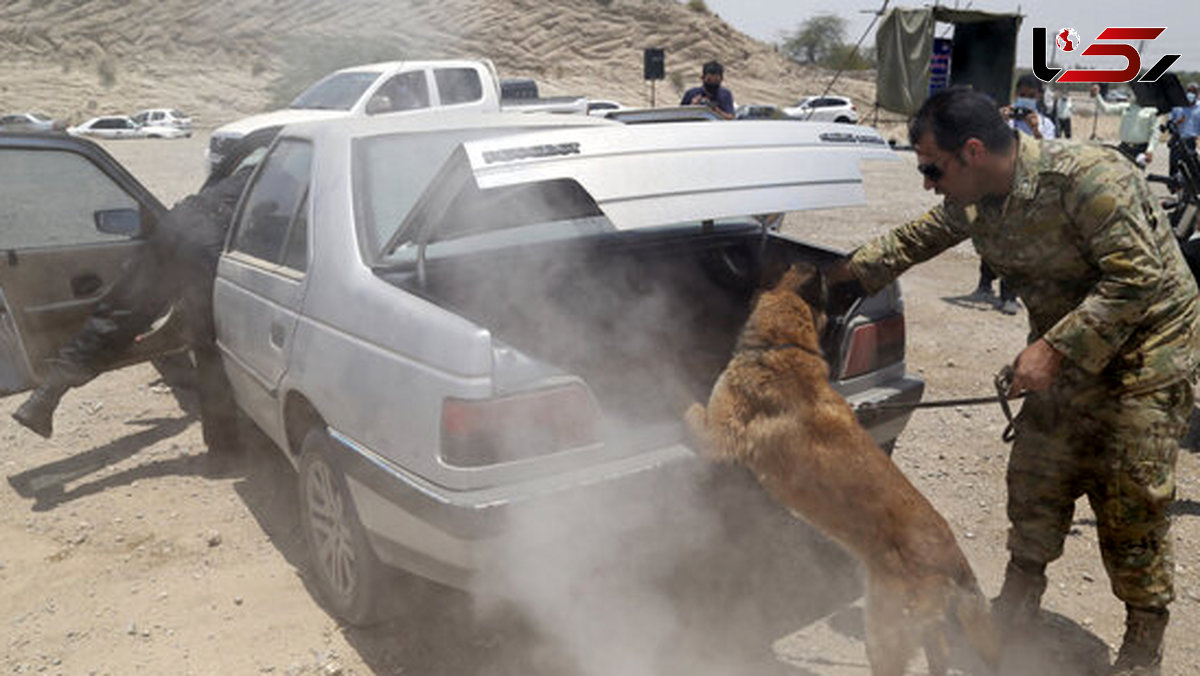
[702,0,1200,73]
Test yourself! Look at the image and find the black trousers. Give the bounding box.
[1169,136,1197,178]
[978,260,1015,302]
[51,195,239,450]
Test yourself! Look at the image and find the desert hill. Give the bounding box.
[0,0,877,128]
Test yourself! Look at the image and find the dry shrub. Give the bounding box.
[97,56,117,88]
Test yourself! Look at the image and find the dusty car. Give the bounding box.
[784,95,859,124]
[67,115,143,139]
[0,115,921,626]
[0,112,64,133]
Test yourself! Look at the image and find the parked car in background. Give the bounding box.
[140,123,190,139]
[67,116,143,139]
[206,59,503,175]
[735,104,787,120]
[132,108,193,133]
[0,112,64,133]
[585,99,627,117]
[783,95,858,123]
[603,106,722,124]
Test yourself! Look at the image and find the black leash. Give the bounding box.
[855,366,1025,442]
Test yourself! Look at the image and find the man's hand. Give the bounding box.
[1023,111,1043,139]
[1008,338,1064,396]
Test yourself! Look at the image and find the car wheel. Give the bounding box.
[298,427,386,625]
[834,116,852,124]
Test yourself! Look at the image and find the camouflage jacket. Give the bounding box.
[849,136,1200,394]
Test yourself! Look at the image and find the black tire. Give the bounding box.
[834,116,853,124]
[298,427,387,626]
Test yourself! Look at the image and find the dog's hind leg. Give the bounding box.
[922,622,951,676]
[863,577,915,676]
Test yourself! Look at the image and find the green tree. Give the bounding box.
[783,13,847,65]
[823,43,874,70]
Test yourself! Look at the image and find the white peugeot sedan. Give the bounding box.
[66,115,144,139]
[0,115,921,627]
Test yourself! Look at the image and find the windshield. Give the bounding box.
[290,71,380,111]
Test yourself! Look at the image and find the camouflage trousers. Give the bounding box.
[1006,374,1193,609]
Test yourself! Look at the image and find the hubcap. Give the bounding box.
[305,460,358,602]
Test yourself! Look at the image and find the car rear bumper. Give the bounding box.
[328,376,924,591]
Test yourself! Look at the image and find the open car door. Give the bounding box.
[0,133,185,395]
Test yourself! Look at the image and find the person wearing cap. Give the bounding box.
[680,61,735,120]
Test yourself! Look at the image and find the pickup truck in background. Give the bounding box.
[205,59,504,174]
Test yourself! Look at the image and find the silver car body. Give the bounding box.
[213,112,913,588]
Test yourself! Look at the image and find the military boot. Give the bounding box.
[11,360,94,439]
[991,557,1048,636]
[1111,606,1168,675]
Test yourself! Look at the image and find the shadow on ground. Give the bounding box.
[779,603,1111,676]
[940,292,1004,313]
[6,415,200,511]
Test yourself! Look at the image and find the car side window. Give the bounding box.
[231,139,312,265]
[280,192,309,272]
[367,71,430,114]
[0,149,141,249]
[434,68,483,105]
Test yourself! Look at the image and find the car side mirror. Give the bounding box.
[94,208,143,237]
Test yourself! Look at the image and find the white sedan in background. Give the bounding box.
[67,116,143,139]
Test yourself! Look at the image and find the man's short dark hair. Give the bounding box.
[702,61,724,76]
[908,86,1015,153]
[1015,73,1043,93]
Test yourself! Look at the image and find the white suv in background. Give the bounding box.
[783,95,858,124]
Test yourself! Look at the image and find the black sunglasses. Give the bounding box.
[917,162,944,182]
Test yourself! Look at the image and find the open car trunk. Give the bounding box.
[383,224,847,434]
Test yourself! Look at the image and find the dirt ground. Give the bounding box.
[3,121,1200,675]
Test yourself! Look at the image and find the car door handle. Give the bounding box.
[269,320,287,348]
[71,272,103,298]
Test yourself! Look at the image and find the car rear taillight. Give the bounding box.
[440,386,599,467]
[840,315,905,379]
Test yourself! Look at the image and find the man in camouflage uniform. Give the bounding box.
[832,86,1200,675]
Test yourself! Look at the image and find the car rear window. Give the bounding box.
[355,128,513,255]
[291,71,380,111]
[434,68,483,105]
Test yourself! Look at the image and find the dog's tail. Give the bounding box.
[952,578,1002,670]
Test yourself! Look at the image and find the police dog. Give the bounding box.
[685,263,999,676]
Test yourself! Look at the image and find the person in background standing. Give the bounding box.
[680,61,735,120]
[1092,84,1164,169]
[1169,82,1199,178]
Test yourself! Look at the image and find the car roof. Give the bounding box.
[333,59,492,76]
